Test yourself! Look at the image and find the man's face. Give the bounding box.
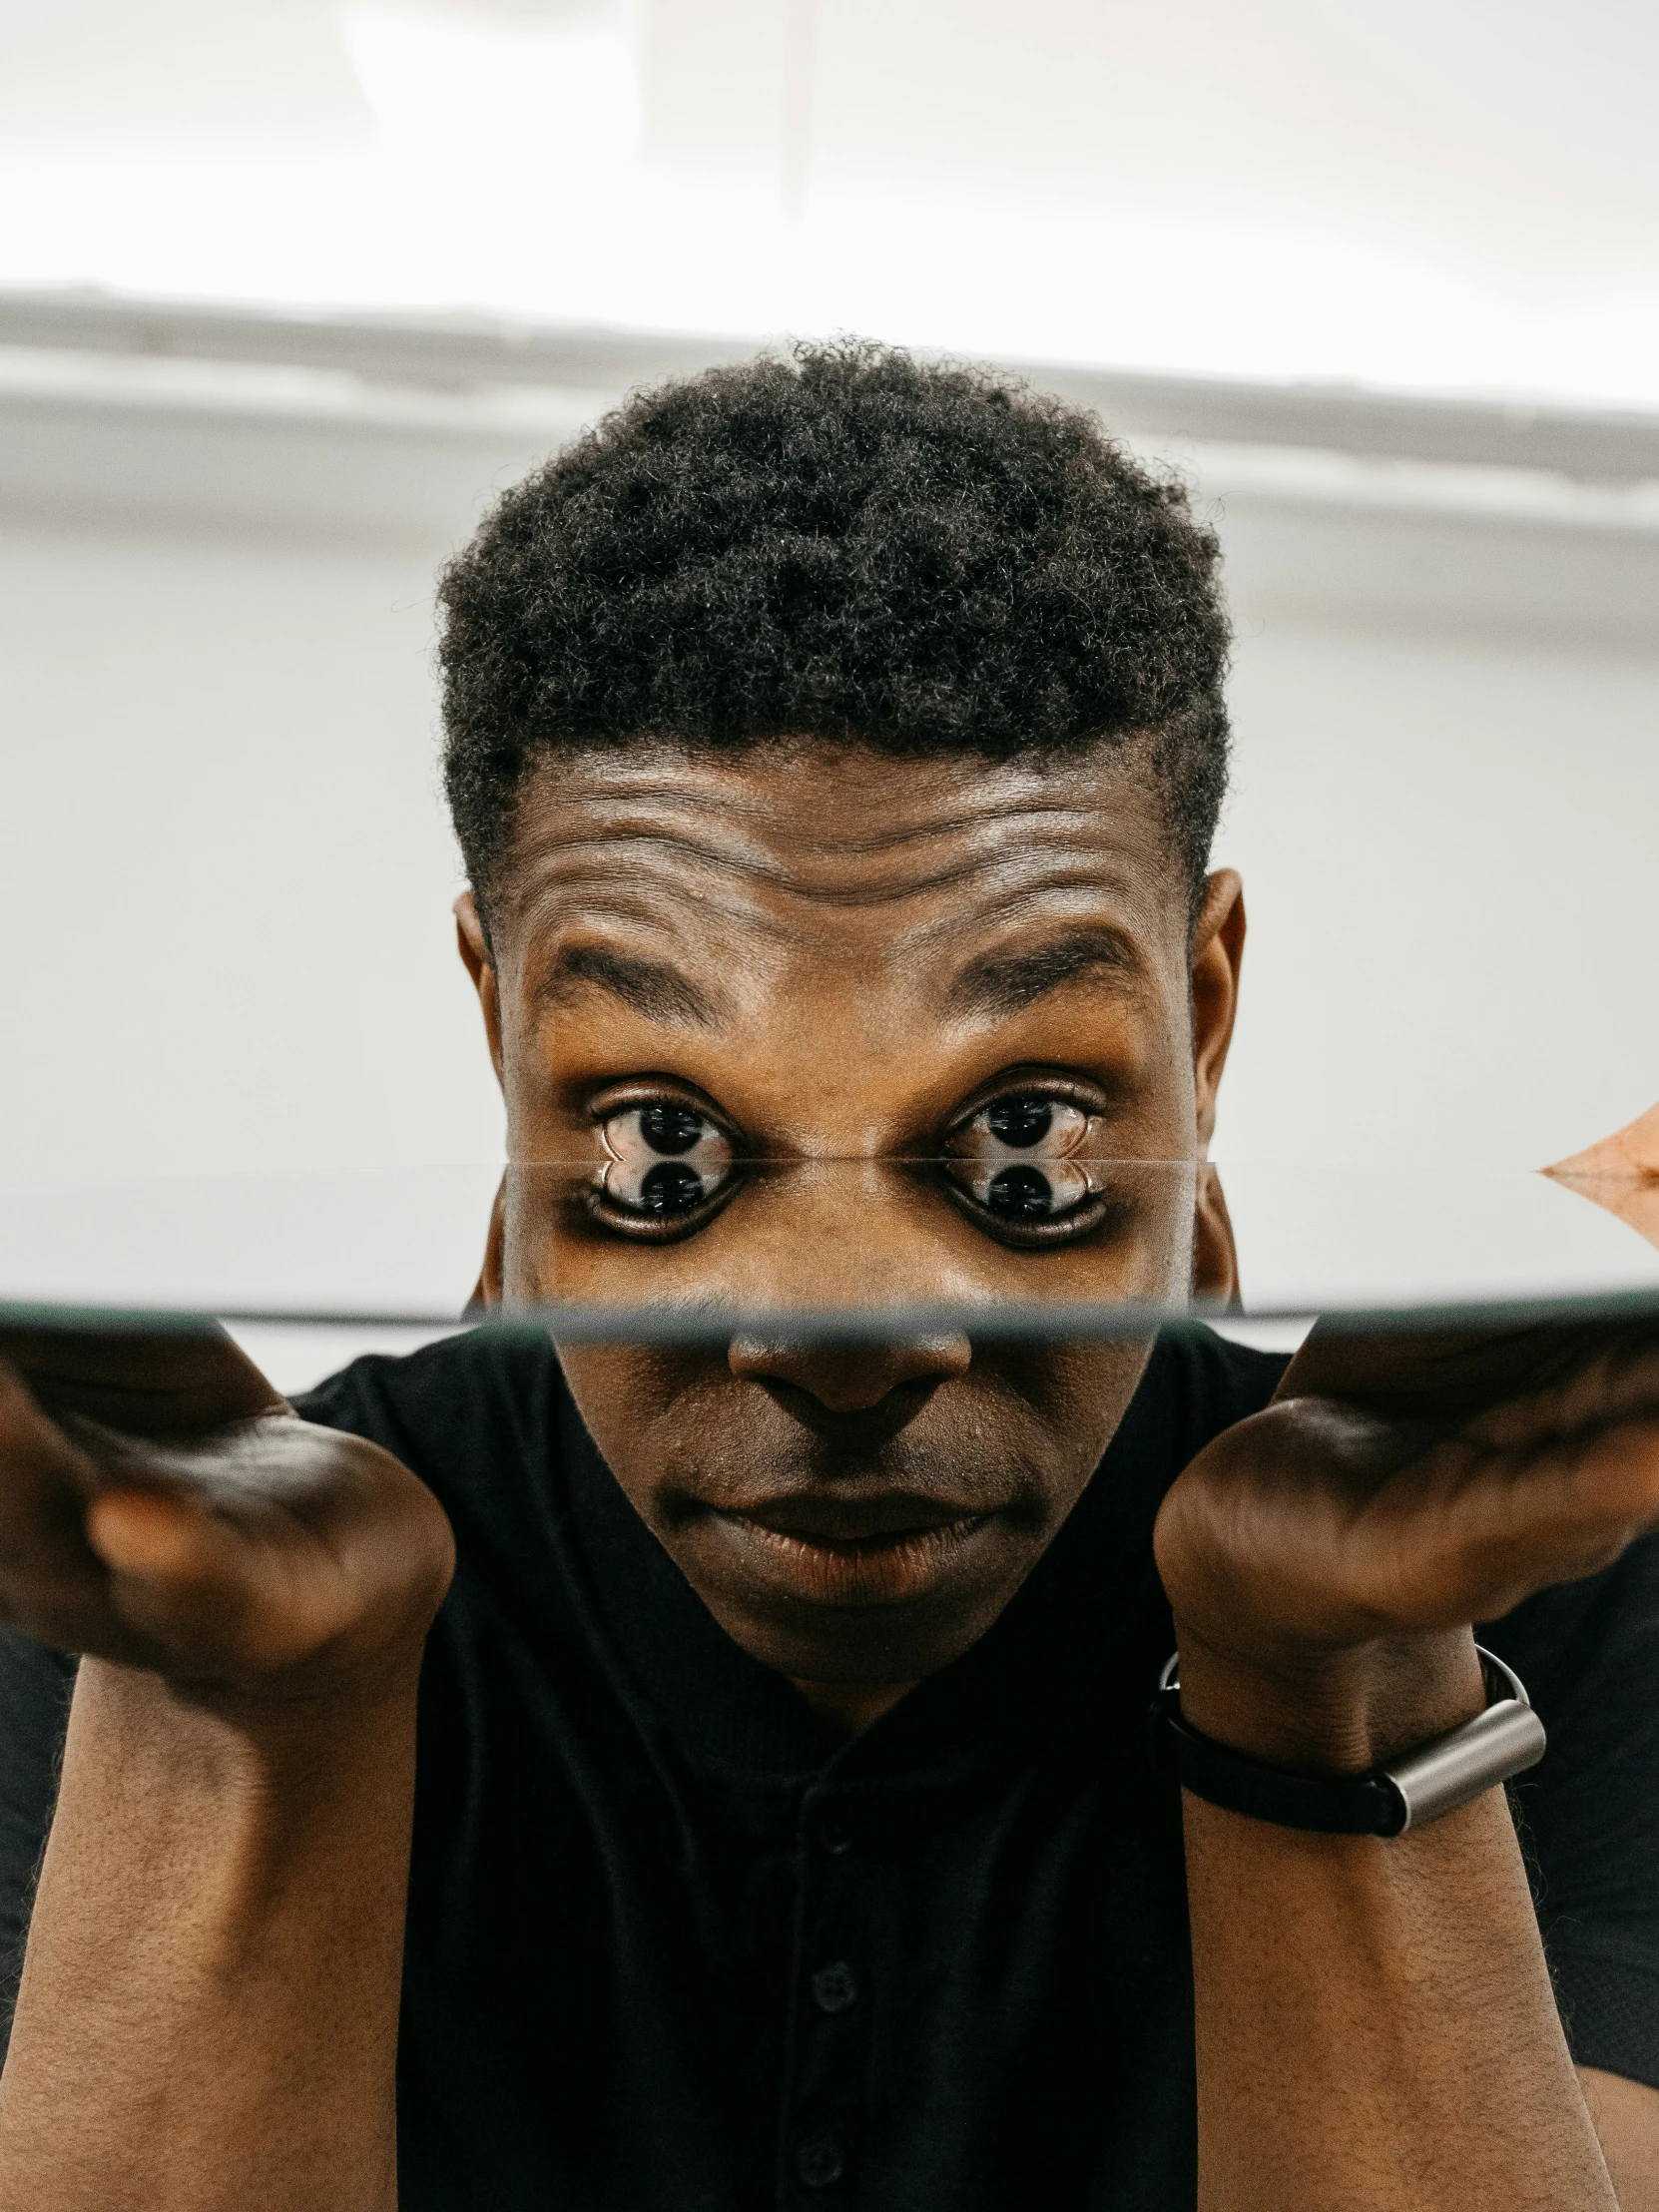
[460,742,1244,1714]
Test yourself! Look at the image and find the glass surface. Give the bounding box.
[2,1154,1657,1344]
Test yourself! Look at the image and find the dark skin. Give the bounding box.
[0,738,1655,2209]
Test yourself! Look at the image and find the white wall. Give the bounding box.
[1215,620,1659,1169]
[0,515,501,1189]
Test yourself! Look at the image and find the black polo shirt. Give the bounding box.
[1,1324,1657,2208]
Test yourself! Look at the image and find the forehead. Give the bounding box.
[492,741,1186,982]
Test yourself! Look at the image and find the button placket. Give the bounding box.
[780,1794,869,2203]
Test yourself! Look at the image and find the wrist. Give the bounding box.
[78,1651,425,1793]
[1170,1624,1486,1776]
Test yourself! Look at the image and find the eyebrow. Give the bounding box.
[537,945,721,1028]
[944,926,1145,1018]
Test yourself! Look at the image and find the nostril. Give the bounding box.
[778,1373,923,1415]
[727,1335,974,1412]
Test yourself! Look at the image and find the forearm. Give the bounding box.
[1180,1632,1617,2212]
[0,1657,417,2211]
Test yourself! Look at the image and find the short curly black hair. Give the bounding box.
[439,340,1230,928]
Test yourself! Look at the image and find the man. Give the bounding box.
[0,343,1655,2209]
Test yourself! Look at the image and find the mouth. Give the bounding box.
[708,1497,994,1606]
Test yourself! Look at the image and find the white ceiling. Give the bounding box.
[2,0,1658,405]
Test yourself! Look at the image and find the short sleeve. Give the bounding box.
[0,1628,75,2060]
[1483,1534,1659,2090]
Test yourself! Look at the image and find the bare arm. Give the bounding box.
[1177,1634,1616,2209]
[1157,1325,1659,2210]
[0,1335,453,2210]
[0,1663,416,2209]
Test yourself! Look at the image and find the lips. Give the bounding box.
[709,1495,993,1606]
[739,1493,982,1543]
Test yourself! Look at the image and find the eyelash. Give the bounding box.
[588,1082,1113,1247]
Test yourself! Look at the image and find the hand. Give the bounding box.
[1154,1317,1659,1766]
[0,1328,454,1712]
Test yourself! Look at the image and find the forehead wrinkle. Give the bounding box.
[542,773,1118,859]
[766,799,1126,864]
[522,824,789,886]
[522,828,1085,922]
[883,869,1157,963]
[519,789,1136,902]
[516,865,805,955]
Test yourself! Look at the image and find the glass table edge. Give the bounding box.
[3,1286,1658,1345]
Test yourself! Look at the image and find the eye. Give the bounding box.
[595,1102,737,1225]
[943,1091,1100,1228]
[950,1094,1092,1162]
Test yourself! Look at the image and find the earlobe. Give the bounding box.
[1189,870,1246,1153]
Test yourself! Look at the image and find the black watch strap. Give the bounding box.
[1152,1647,1546,1838]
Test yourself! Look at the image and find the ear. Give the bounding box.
[464,1172,507,1314]
[1189,870,1245,1156]
[1192,1162,1242,1309]
[455,891,505,1089]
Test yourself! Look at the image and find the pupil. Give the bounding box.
[639,1103,704,1155]
[986,1097,1053,1149]
[639,1162,706,1215]
[987,1166,1055,1219]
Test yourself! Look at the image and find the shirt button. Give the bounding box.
[797,2134,844,2188]
[812,1961,857,2013]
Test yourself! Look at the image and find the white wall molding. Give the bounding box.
[2,287,1657,645]
[7,287,1659,478]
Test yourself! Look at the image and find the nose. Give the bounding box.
[727,1331,973,1412]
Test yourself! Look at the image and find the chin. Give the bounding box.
[677,1518,1034,1687]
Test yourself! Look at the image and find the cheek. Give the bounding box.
[1008,1341,1158,1474]
[551,1346,687,1505]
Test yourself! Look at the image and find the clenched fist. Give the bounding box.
[1155,1316,1659,1766]
[0,1326,454,1709]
